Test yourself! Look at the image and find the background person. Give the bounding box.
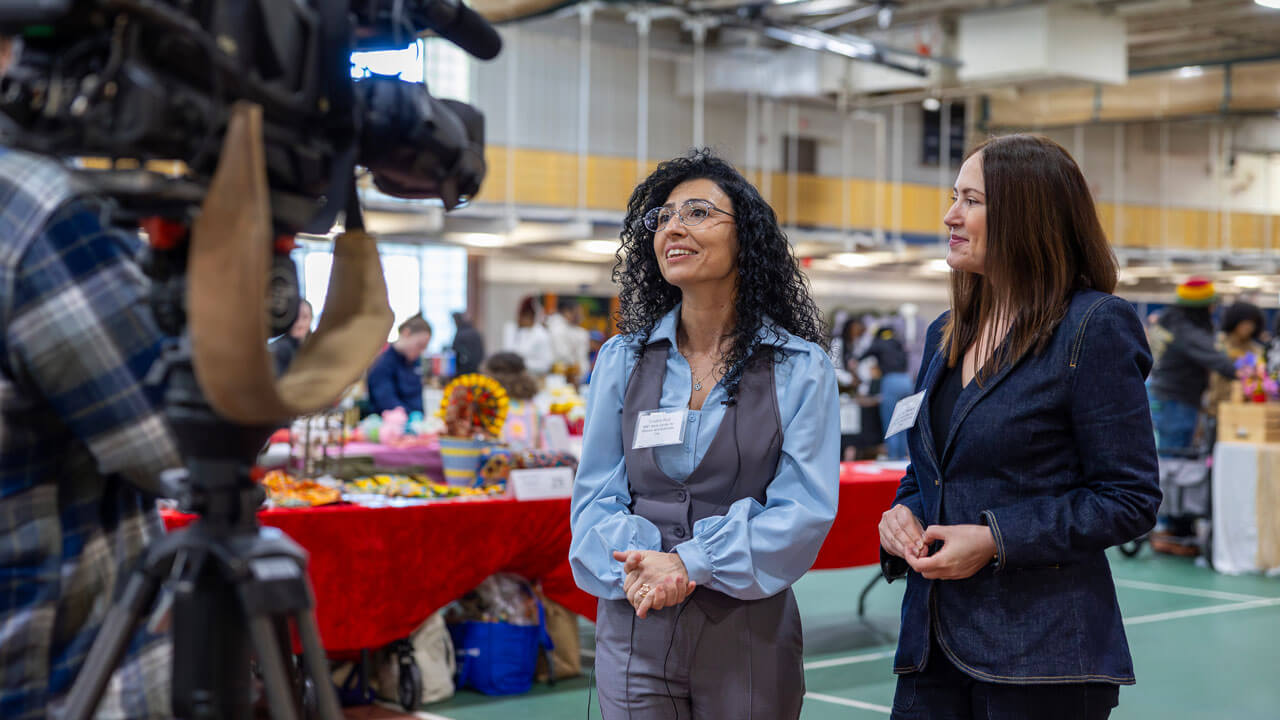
[1146,277,1236,453]
[268,298,313,375]
[367,315,432,416]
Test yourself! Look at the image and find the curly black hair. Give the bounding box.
[613,148,826,402]
[1222,301,1264,338]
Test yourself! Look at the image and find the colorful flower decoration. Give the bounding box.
[439,373,510,438]
[1236,353,1280,403]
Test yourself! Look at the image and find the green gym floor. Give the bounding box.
[353,549,1280,720]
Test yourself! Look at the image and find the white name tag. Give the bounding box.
[884,391,926,438]
[839,401,862,435]
[632,409,688,449]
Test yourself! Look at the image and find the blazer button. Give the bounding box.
[676,490,688,502]
[673,526,686,538]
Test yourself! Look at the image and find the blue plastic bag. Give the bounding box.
[449,599,553,695]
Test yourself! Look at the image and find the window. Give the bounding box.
[922,103,966,167]
[293,241,468,352]
[781,136,818,174]
[350,38,470,103]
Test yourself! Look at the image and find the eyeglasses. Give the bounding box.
[642,199,735,232]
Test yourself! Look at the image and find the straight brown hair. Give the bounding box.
[942,134,1117,383]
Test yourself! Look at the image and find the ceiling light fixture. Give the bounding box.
[1234,275,1264,289]
[832,252,875,268]
[577,240,619,255]
[1177,65,1204,78]
[1255,0,1280,9]
[454,233,506,248]
[922,97,941,112]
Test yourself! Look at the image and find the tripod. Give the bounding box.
[61,318,344,719]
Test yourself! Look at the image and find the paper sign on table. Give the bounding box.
[510,466,575,500]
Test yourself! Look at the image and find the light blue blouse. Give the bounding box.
[569,306,841,601]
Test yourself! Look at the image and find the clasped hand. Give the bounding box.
[612,550,697,619]
[878,504,997,580]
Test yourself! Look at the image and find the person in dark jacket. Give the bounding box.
[450,311,485,376]
[268,298,312,375]
[367,315,432,415]
[878,134,1160,720]
[861,326,912,459]
[1146,277,1235,453]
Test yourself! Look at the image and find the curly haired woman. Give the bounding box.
[569,149,839,718]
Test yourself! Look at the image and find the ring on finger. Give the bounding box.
[637,583,652,599]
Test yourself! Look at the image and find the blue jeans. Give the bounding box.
[880,372,914,460]
[1149,392,1199,454]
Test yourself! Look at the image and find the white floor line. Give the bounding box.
[375,700,456,719]
[805,691,892,714]
[413,712,458,720]
[1123,597,1280,626]
[1113,578,1269,602]
[804,649,897,670]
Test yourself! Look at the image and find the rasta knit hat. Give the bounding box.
[1175,276,1217,307]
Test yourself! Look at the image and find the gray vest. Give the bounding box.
[622,339,784,617]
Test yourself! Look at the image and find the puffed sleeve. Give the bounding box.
[568,335,664,599]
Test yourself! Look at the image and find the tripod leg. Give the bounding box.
[247,616,302,720]
[61,572,162,720]
[294,609,344,720]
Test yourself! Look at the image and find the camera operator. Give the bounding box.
[0,36,180,720]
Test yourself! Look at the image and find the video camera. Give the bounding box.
[0,0,499,232]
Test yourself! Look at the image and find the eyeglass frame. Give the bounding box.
[642,198,736,233]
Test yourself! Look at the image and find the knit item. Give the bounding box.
[1176,276,1217,307]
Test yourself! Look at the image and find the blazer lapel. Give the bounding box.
[939,353,1022,469]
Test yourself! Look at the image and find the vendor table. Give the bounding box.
[1211,442,1280,574]
[161,462,903,654]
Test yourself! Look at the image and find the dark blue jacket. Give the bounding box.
[883,290,1161,685]
[367,346,424,415]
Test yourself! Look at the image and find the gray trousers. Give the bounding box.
[594,589,804,720]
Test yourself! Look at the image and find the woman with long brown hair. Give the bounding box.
[877,134,1161,719]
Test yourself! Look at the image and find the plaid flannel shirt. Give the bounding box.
[0,149,181,719]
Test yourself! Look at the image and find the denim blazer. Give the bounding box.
[882,289,1161,685]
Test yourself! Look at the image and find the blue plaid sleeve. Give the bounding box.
[7,200,181,492]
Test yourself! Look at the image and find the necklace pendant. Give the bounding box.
[694,381,702,391]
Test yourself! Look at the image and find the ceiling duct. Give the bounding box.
[958,5,1127,86]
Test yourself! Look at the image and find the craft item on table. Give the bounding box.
[262,469,343,508]
[513,450,578,471]
[477,447,513,488]
[343,473,502,500]
[289,410,348,478]
[500,399,541,452]
[1236,353,1279,403]
[438,374,510,485]
[545,386,586,435]
[381,407,408,444]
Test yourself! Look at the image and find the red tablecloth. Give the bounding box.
[161,462,902,654]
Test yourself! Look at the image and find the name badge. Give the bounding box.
[632,409,687,449]
[884,391,926,438]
